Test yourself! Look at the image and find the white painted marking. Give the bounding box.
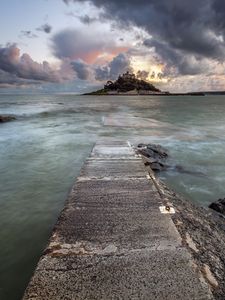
[159,206,175,214]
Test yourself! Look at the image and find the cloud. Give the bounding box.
[71,59,91,80]
[51,28,128,64]
[95,52,132,81]
[0,69,41,88]
[36,23,52,34]
[65,0,225,76]
[158,73,225,93]
[144,38,209,76]
[79,15,97,25]
[136,70,149,80]
[0,44,74,86]
[95,65,109,81]
[51,29,106,62]
[109,53,132,79]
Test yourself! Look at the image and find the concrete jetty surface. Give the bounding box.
[23,140,213,300]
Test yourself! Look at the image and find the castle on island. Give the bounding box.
[119,71,136,80]
[104,71,136,89]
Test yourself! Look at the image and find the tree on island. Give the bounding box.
[105,71,160,93]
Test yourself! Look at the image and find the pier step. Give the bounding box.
[23,140,213,300]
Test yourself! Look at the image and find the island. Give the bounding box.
[84,71,205,96]
[85,71,169,95]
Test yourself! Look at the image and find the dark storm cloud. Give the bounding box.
[145,39,209,76]
[0,44,71,86]
[71,60,91,80]
[64,0,225,75]
[36,23,52,34]
[95,53,132,81]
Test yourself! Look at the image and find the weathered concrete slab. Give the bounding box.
[24,251,210,300]
[91,145,135,158]
[79,159,146,179]
[23,140,213,300]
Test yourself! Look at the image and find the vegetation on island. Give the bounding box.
[104,72,160,93]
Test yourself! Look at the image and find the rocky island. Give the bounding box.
[85,71,206,96]
[85,71,168,95]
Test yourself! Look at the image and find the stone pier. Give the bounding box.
[23,140,213,300]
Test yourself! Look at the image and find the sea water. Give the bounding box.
[0,94,225,300]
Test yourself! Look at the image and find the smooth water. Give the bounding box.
[0,94,225,300]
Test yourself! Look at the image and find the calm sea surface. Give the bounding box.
[0,94,225,299]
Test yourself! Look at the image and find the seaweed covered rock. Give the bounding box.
[209,198,225,216]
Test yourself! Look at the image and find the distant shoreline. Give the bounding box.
[83,92,206,96]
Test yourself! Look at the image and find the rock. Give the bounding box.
[150,162,166,171]
[209,198,225,215]
[0,115,16,123]
[138,143,205,176]
[137,143,169,172]
[146,144,168,160]
[137,143,146,148]
[138,148,153,158]
[144,157,158,164]
[137,143,168,160]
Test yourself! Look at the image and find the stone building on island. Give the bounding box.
[119,71,136,80]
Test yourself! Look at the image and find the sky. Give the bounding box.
[1,0,225,93]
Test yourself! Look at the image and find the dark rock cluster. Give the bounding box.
[0,115,16,123]
[137,143,207,177]
[137,143,168,171]
[209,198,225,216]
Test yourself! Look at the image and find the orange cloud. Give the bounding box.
[80,50,102,64]
[81,47,129,64]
